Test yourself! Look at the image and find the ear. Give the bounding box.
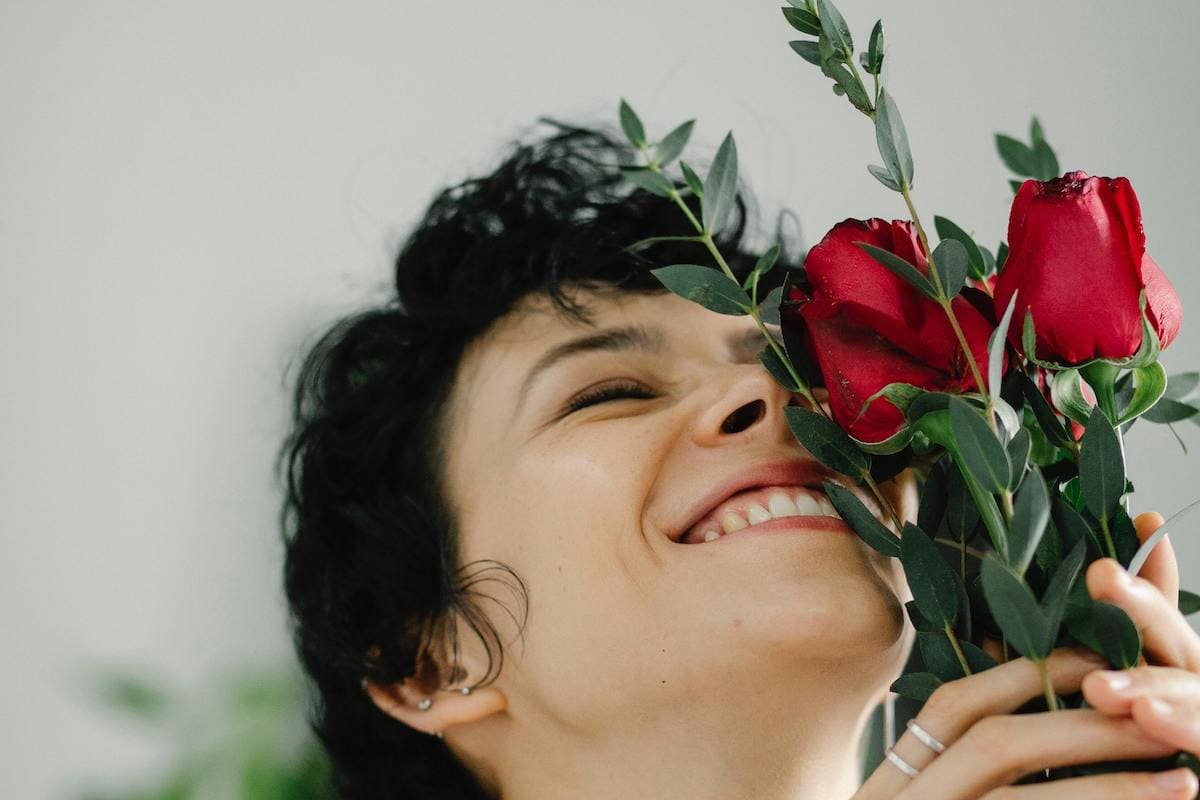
[363,677,507,735]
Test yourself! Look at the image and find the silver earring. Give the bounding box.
[459,686,472,696]
[417,697,432,711]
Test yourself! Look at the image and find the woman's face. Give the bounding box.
[439,286,912,734]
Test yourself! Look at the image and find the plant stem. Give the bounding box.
[935,537,986,562]
[1099,514,1118,561]
[1036,658,1059,711]
[944,622,972,676]
[863,471,904,533]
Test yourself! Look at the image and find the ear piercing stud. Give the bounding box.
[416,685,473,711]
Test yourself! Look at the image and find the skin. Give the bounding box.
[366,287,1200,799]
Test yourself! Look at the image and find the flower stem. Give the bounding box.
[944,622,972,676]
[935,537,986,562]
[863,471,904,534]
[1036,658,1059,711]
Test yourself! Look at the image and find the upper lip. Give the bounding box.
[669,457,836,543]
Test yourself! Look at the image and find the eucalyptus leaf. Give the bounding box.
[855,242,936,299]
[1008,468,1050,575]
[1031,137,1060,181]
[949,397,1011,494]
[1042,538,1087,641]
[901,523,959,628]
[825,482,900,557]
[1068,601,1142,668]
[618,99,646,148]
[981,553,1051,660]
[867,164,901,192]
[784,406,871,477]
[650,265,751,315]
[1179,590,1200,616]
[875,89,914,188]
[622,167,675,197]
[1052,497,1101,559]
[1006,428,1031,490]
[789,39,822,66]
[1145,397,1200,424]
[1166,372,1200,400]
[890,672,943,702]
[989,292,1019,409]
[782,6,822,35]
[865,19,885,74]
[654,119,695,166]
[679,161,704,198]
[961,639,999,672]
[934,216,986,281]
[1017,372,1071,447]
[918,631,967,681]
[906,600,937,633]
[815,0,854,57]
[917,460,948,535]
[995,133,1036,176]
[826,62,873,114]
[1128,498,1200,578]
[758,343,800,391]
[758,285,784,326]
[930,239,969,299]
[1079,406,1126,521]
[702,133,739,234]
[945,466,979,539]
[996,241,1010,271]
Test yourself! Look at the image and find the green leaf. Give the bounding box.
[901,523,959,628]
[855,242,936,300]
[1017,372,1071,447]
[988,293,1018,411]
[1117,361,1167,424]
[864,19,885,74]
[98,672,171,719]
[981,553,1051,660]
[945,466,979,539]
[784,406,870,477]
[933,216,986,281]
[650,265,752,315]
[961,639,999,672]
[758,344,799,393]
[654,119,695,166]
[1053,496,1103,560]
[1050,368,1093,427]
[930,239,969,299]
[1166,372,1200,400]
[949,397,1011,494]
[1042,538,1087,641]
[1068,601,1142,668]
[702,132,739,233]
[1008,468,1050,575]
[749,244,782,285]
[1006,428,1031,490]
[618,99,646,148]
[1179,589,1200,616]
[867,163,900,192]
[917,460,948,535]
[1079,406,1126,521]
[1129,498,1200,578]
[995,133,1036,176]
[781,6,822,35]
[918,631,968,681]
[1009,179,1024,194]
[875,89,914,188]
[788,39,822,66]
[679,161,704,198]
[890,672,943,702]
[906,599,937,633]
[1144,397,1200,424]
[1032,138,1060,181]
[815,0,854,58]
[824,482,899,557]
[758,285,784,326]
[621,167,675,197]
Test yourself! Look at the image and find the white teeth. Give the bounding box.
[746,503,772,526]
[767,491,799,517]
[817,495,836,516]
[721,512,749,534]
[703,529,722,542]
[794,491,824,516]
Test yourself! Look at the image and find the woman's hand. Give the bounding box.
[854,512,1200,799]
[854,647,1193,799]
[1082,512,1200,757]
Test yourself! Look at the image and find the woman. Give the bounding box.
[281,123,1200,799]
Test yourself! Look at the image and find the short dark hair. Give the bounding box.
[279,120,788,799]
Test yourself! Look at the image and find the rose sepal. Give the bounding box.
[846,381,925,454]
[1021,291,1162,374]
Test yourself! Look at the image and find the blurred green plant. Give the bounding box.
[80,665,332,800]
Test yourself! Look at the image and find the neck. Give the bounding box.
[489,668,881,800]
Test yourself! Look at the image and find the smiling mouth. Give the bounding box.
[677,484,854,544]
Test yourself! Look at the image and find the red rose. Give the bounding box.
[993,171,1182,365]
[783,218,998,444]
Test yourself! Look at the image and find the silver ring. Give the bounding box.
[906,718,946,753]
[885,748,920,778]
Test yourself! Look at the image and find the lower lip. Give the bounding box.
[700,514,853,544]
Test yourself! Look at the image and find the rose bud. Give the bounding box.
[783,218,998,445]
[993,171,1182,365]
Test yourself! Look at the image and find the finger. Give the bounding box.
[908,710,1176,800]
[1133,511,1179,607]
[864,648,1107,797]
[1087,559,1200,671]
[975,768,1200,800]
[1131,693,1200,756]
[1083,665,1200,717]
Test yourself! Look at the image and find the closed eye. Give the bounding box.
[565,380,656,413]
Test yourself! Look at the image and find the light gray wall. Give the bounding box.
[3,1,1198,796]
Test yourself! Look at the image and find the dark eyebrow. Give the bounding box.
[514,323,771,416]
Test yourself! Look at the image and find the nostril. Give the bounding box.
[720,399,766,434]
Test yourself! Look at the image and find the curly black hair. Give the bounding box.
[278,120,792,799]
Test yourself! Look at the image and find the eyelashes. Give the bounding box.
[564,379,656,413]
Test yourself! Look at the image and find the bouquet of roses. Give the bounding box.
[613,0,1200,784]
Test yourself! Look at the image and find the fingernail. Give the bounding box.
[1098,671,1132,692]
[1115,568,1134,586]
[1152,768,1195,793]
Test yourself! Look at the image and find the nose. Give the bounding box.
[691,364,801,448]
